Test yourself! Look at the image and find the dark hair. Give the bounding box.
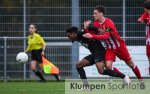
[94,5,106,15]
[30,24,38,33]
[88,26,99,33]
[66,26,78,33]
[144,0,150,9]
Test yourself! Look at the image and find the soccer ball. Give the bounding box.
[16,52,28,63]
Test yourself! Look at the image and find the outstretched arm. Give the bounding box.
[83,28,111,40]
[83,20,92,33]
[82,32,110,40]
[137,12,147,23]
[92,32,110,40]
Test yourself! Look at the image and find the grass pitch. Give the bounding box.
[0,81,64,94]
[0,80,150,94]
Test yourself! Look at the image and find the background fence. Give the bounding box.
[0,37,76,81]
[0,0,148,81]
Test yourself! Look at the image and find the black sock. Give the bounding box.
[77,67,88,85]
[103,69,125,79]
[53,74,60,81]
[33,69,45,80]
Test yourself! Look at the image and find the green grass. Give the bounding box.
[0,80,150,94]
[0,81,65,94]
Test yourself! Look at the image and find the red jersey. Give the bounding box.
[138,12,150,45]
[90,18,125,49]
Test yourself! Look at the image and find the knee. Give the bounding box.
[98,69,104,75]
[31,61,37,71]
[128,63,134,69]
[31,65,36,71]
[105,65,112,70]
[126,59,134,68]
[76,63,82,69]
[31,67,36,71]
[76,60,85,69]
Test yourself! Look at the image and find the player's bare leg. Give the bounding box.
[95,62,105,74]
[125,59,145,89]
[105,61,123,75]
[105,61,131,85]
[95,62,127,79]
[147,56,150,75]
[31,61,46,82]
[77,60,127,80]
[76,59,92,90]
[125,59,142,80]
[76,59,91,84]
[105,60,113,70]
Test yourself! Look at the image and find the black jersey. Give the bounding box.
[74,31,105,54]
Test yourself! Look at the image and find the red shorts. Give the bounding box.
[105,43,131,62]
[146,45,150,57]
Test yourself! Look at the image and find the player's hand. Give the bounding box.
[24,50,29,54]
[137,18,143,23]
[84,20,92,29]
[41,51,44,55]
[137,18,147,23]
[82,33,93,38]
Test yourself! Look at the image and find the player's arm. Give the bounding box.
[40,37,46,52]
[25,37,31,53]
[82,28,111,40]
[92,32,110,40]
[137,12,147,23]
[92,28,111,40]
[25,45,30,53]
[42,45,46,52]
[83,20,92,33]
[37,35,46,52]
[84,28,90,33]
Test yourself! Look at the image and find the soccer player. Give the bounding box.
[66,26,130,87]
[83,5,144,83]
[25,24,60,82]
[137,0,150,75]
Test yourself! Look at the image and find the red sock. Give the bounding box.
[132,65,142,79]
[112,67,123,75]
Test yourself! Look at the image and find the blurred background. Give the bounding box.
[0,0,148,81]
